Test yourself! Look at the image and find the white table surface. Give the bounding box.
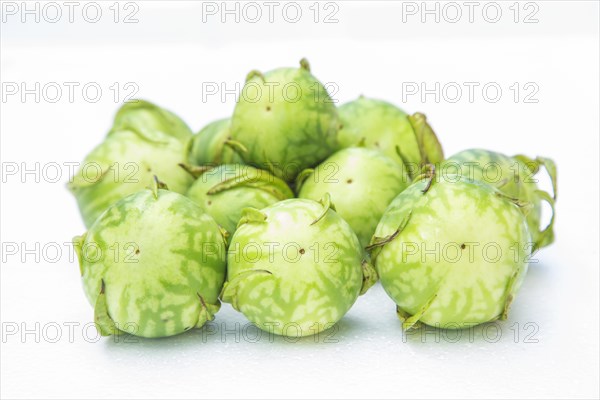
[1,2,598,399]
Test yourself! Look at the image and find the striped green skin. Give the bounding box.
[371,176,531,329]
[186,164,294,235]
[442,149,553,250]
[74,189,226,338]
[223,199,364,337]
[230,61,338,181]
[69,101,193,228]
[298,147,411,248]
[337,97,444,174]
[188,118,245,166]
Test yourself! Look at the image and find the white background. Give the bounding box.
[1,1,599,399]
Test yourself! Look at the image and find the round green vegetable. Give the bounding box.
[442,149,557,251]
[230,58,338,181]
[188,118,246,166]
[74,182,227,338]
[337,96,443,178]
[221,196,377,337]
[69,100,194,227]
[183,164,294,234]
[297,147,411,248]
[368,173,531,330]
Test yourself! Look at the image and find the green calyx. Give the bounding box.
[184,164,294,235]
[532,190,556,251]
[223,139,248,156]
[499,268,523,321]
[179,163,215,179]
[299,58,311,71]
[311,193,336,226]
[237,207,268,229]
[206,170,293,201]
[67,166,110,191]
[396,292,438,331]
[196,295,221,328]
[407,112,444,166]
[245,70,265,83]
[366,210,412,261]
[188,118,247,166]
[393,261,525,330]
[94,280,119,337]
[218,225,230,245]
[360,260,378,295]
[94,280,222,336]
[493,190,533,216]
[73,233,87,276]
[413,164,436,194]
[395,275,446,331]
[513,154,558,251]
[294,168,315,193]
[394,145,412,176]
[220,269,274,311]
[148,176,169,199]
